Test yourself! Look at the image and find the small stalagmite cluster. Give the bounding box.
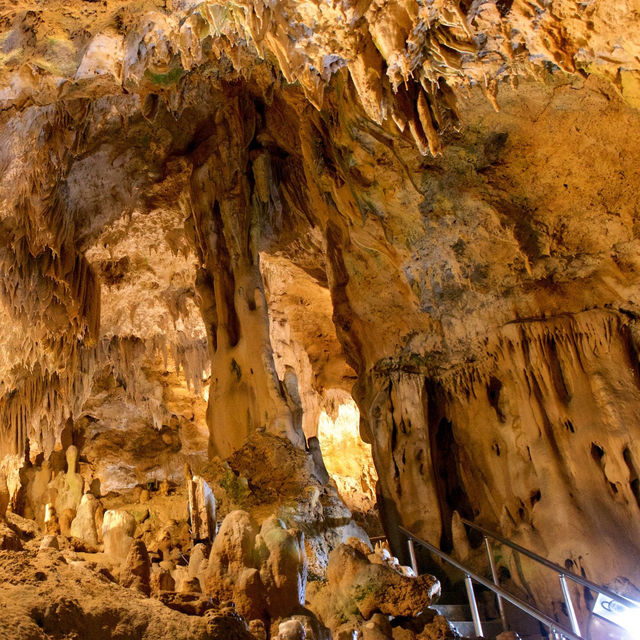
[0,0,640,637]
[0,430,431,639]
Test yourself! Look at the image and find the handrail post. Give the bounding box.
[484,536,508,631]
[559,573,581,636]
[465,574,484,637]
[398,525,584,640]
[407,537,418,576]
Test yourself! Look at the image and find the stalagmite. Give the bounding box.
[103,510,136,565]
[52,445,84,515]
[69,494,100,547]
[120,540,152,596]
[186,470,217,543]
[44,504,60,535]
[0,473,9,522]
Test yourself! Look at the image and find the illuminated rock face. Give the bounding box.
[317,401,378,520]
[0,0,639,632]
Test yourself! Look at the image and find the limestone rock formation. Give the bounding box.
[225,431,371,576]
[69,493,100,547]
[102,509,136,565]
[0,514,249,640]
[120,539,152,596]
[51,446,84,516]
[0,473,9,522]
[255,515,307,618]
[187,472,217,542]
[309,541,440,636]
[204,510,265,619]
[204,509,309,623]
[275,619,306,640]
[0,0,639,636]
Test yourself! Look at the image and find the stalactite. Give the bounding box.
[0,105,100,460]
[100,336,147,402]
[95,333,210,429]
[0,342,97,459]
[435,310,626,400]
[170,334,210,394]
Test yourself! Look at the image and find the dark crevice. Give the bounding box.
[591,442,604,463]
[547,337,571,403]
[623,447,640,509]
[210,201,240,349]
[427,380,474,553]
[487,376,505,421]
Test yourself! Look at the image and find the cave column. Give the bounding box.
[323,220,443,555]
[188,95,302,459]
[357,370,442,552]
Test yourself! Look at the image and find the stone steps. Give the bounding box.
[429,603,504,639]
[430,598,548,639]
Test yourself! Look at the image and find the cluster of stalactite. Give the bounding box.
[183,90,306,458]
[153,333,210,395]
[0,346,97,458]
[348,309,640,622]
[0,106,101,458]
[101,334,210,398]
[3,0,639,160]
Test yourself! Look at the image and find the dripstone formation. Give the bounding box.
[0,0,639,637]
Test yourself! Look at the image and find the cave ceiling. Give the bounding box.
[0,0,639,469]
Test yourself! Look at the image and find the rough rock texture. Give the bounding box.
[262,254,357,440]
[187,473,217,541]
[308,541,440,637]
[338,80,640,618]
[204,509,307,622]
[69,493,99,546]
[0,0,640,633]
[256,515,307,618]
[0,516,251,640]
[120,539,152,595]
[102,509,136,564]
[224,431,371,576]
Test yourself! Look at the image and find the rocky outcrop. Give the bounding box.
[204,510,306,622]
[308,541,440,637]
[120,539,152,596]
[224,431,372,576]
[0,515,251,640]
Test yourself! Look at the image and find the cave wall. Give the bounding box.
[443,312,640,582]
[261,253,356,438]
[264,71,640,603]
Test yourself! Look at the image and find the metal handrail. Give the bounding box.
[399,525,583,640]
[461,518,640,610]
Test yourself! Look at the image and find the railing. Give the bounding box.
[461,518,640,638]
[401,525,592,640]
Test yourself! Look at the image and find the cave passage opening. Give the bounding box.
[315,397,382,536]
